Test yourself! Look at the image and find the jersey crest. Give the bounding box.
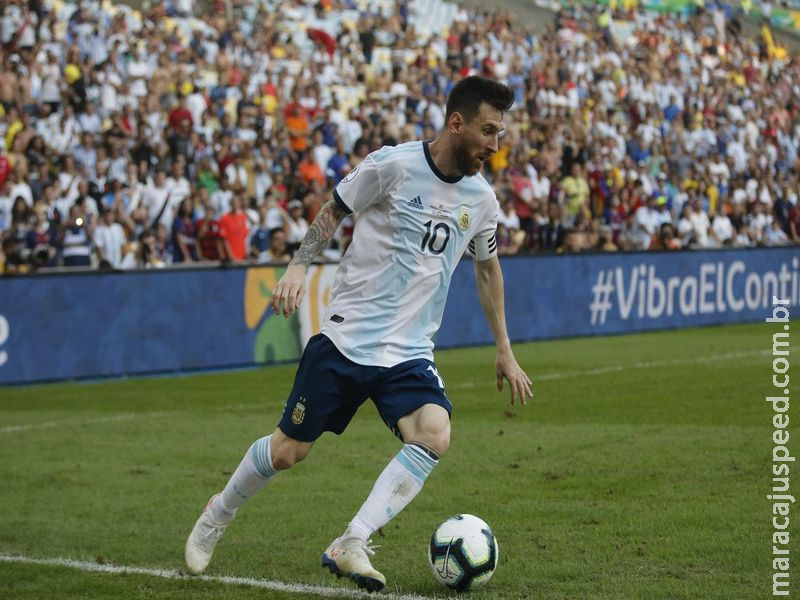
[291,397,307,425]
[458,206,472,232]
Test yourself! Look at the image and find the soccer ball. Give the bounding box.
[428,514,498,591]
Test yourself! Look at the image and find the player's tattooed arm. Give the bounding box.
[289,199,348,267]
[272,199,348,317]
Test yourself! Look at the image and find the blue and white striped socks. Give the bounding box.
[345,443,439,541]
[210,435,277,525]
[209,438,439,534]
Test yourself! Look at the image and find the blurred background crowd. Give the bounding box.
[0,0,798,273]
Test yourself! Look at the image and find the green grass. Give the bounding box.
[0,322,795,599]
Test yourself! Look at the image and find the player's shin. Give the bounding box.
[211,435,278,524]
[345,443,439,541]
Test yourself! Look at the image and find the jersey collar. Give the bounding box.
[423,141,463,184]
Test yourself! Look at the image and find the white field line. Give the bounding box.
[0,553,436,600]
[0,412,173,434]
[450,348,774,390]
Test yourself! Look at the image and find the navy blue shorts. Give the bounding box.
[277,334,452,442]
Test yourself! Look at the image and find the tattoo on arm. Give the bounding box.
[289,199,348,266]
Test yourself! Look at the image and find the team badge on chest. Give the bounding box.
[458,207,472,232]
[291,397,307,425]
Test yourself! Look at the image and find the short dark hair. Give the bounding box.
[445,76,514,123]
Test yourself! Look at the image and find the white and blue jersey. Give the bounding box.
[320,140,498,368]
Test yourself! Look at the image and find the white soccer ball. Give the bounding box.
[428,514,499,591]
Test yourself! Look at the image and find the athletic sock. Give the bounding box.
[345,443,439,541]
[210,435,277,525]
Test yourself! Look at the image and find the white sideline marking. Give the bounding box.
[0,553,436,600]
[451,349,773,389]
[0,412,172,434]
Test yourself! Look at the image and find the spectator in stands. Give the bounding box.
[689,200,711,248]
[0,181,13,231]
[285,104,310,154]
[94,207,127,270]
[540,203,566,252]
[326,138,350,186]
[710,204,734,247]
[168,96,194,132]
[197,210,224,262]
[561,229,582,254]
[766,219,791,246]
[285,199,309,254]
[298,151,326,189]
[496,222,525,255]
[26,203,56,269]
[634,196,659,250]
[312,130,334,175]
[172,198,199,263]
[561,162,590,223]
[225,154,249,194]
[497,198,520,235]
[1,233,27,272]
[144,169,173,231]
[153,224,173,265]
[74,132,98,178]
[496,223,512,255]
[676,204,695,248]
[746,201,771,245]
[8,164,33,208]
[249,204,274,260]
[651,223,681,251]
[9,197,30,241]
[257,227,291,264]
[0,0,797,279]
[60,204,93,268]
[595,225,618,252]
[618,213,640,252]
[136,229,165,269]
[167,160,192,206]
[733,222,754,248]
[219,194,248,262]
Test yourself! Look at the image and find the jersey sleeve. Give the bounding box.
[332,154,383,214]
[467,197,499,261]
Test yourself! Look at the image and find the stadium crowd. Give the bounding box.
[0,0,798,273]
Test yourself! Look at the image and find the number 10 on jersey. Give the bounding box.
[421,220,451,255]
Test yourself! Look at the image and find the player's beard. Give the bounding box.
[454,139,483,177]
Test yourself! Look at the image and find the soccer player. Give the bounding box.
[185,76,533,591]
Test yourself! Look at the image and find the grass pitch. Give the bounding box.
[0,322,794,599]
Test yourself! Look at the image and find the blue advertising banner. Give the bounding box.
[0,248,796,385]
[0,266,302,385]
[439,247,799,347]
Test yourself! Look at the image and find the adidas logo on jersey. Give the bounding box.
[407,196,423,210]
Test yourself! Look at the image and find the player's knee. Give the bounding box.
[270,442,310,470]
[431,426,451,457]
[269,430,312,470]
[413,421,450,457]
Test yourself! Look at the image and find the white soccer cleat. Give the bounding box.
[185,495,229,574]
[322,536,386,592]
